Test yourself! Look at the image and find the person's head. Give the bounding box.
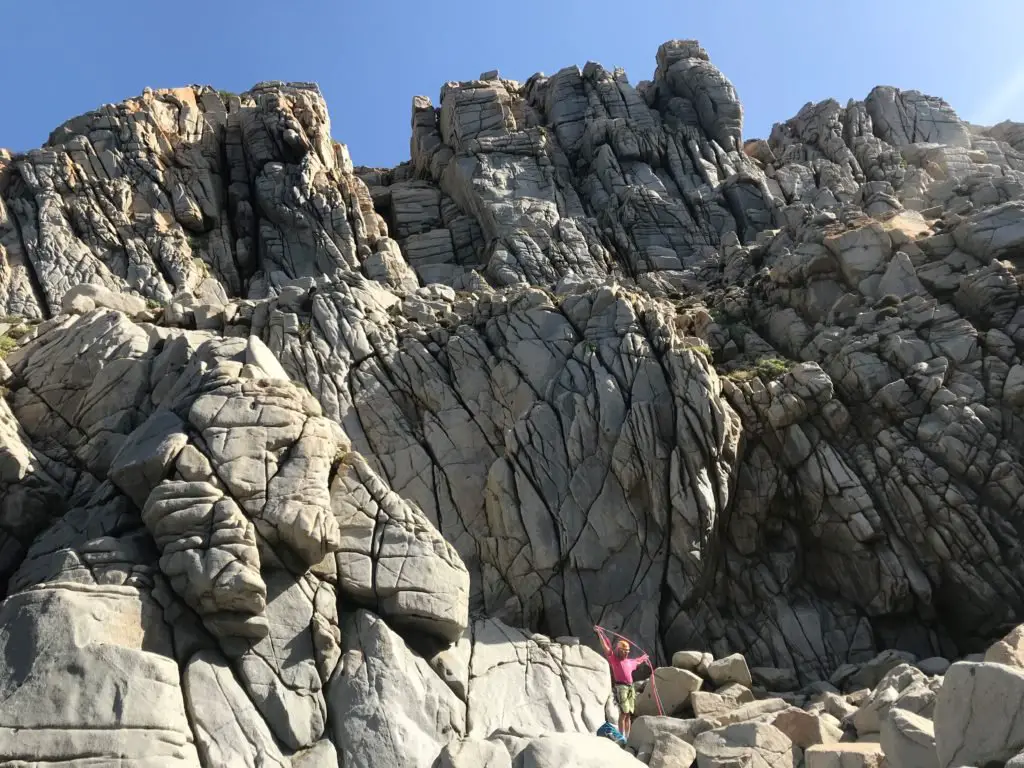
[615,639,630,659]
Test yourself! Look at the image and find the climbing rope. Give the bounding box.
[594,624,665,716]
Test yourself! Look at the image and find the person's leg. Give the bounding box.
[620,684,635,740]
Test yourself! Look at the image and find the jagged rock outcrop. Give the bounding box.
[2,35,1024,766]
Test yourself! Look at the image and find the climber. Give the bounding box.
[597,631,651,740]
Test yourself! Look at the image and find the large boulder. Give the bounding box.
[984,624,1024,668]
[637,666,704,716]
[934,661,1024,768]
[0,585,201,765]
[649,732,698,768]
[694,722,801,768]
[332,452,470,642]
[880,708,937,768]
[327,610,465,768]
[465,619,611,737]
[804,743,886,768]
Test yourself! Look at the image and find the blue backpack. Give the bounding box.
[597,721,627,746]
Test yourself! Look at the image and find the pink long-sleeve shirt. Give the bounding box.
[607,653,649,685]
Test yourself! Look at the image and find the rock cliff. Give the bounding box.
[1,37,1023,766]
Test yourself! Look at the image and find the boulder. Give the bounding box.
[60,283,149,317]
[649,732,698,768]
[694,722,801,768]
[707,654,753,688]
[437,738,513,768]
[984,624,1024,668]
[880,708,937,768]
[850,664,937,736]
[636,667,704,716]
[915,658,951,677]
[0,585,201,764]
[629,717,716,755]
[844,650,918,692]
[466,619,611,737]
[934,661,1024,768]
[691,691,732,718]
[674,651,707,671]
[804,743,886,768]
[501,732,646,767]
[770,708,843,748]
[327,610,465,768]
[708,698,792,728]
[751,667,800,693]
[332,453,470,642]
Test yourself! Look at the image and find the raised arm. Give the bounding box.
[596,629,612,655]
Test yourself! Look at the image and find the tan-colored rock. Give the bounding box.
[674,651,706,671]
[707,654,753,688]
[691,691,731,718]
[649,732,697,768]
[984,624,1024,668]
[694,722,801,768]
[880,708,937,768]
[771,708,843,748]
[804,743,886,768]
[60,283,149,317]
[628,716,715,755]
[708,698,792,728]
[637,667,704,717]
[935,661,1024,768]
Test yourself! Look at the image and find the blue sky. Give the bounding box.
[3,1,1023,168]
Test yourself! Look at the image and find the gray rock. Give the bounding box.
[694,722,801,768]
[629,716,716,755]
[675,650,708,670]
[0,584,201,764]
[437,738,513,768]
[501,732,646,767]
[804,743,886,768]
[332,452,470,643]
[850,664,937,736]
[934,661,1024,768]
[466,618,611,737]
[707,653,753,688]
[61,283,149,317]
[327,610,465,768]
[751,667,800,692]
[984,624,1024,668]
[880,708,937,768]
[650,732,698,768]
[770,708,842,749]
[184,650,288,767]
[915,657,951,676]
[637,666,704,716]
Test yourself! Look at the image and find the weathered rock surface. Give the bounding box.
[880,707,937,768]
[934,661,1024,768]
[694,722,801,768]
[805,743,886,768]
[1,33,1024,768]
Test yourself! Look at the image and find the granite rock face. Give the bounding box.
[2,36,1024,766]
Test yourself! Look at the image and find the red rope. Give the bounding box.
[594,624,665,716]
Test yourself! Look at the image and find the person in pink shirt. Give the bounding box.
[598,633,651,739]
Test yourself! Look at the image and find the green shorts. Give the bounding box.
[614,683,636,714]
